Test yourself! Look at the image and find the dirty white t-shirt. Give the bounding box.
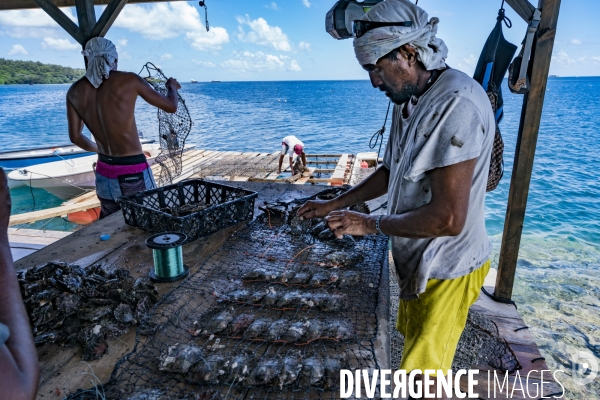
[382,68,494,300]
[281,136,304,158]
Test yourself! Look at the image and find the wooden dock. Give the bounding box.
[9,150,354,227]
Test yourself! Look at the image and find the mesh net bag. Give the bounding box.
[139,62,193,186]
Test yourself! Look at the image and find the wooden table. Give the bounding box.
[15,182,389,399]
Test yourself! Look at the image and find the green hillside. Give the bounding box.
[0,58,85,84]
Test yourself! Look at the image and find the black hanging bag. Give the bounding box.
[473,7,517,191]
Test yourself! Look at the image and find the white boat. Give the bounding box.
[8,144,195,200]
[0,137,155,172]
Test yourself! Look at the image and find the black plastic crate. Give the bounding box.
[118,179,258,242]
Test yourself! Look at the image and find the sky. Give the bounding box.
[0,0,599,81]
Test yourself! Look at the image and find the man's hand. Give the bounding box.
[325,210,376,239]
[297,199,338,220]
[166,78,181,91]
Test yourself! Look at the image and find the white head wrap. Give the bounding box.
[81,37,118,89]
[353,0,448,70]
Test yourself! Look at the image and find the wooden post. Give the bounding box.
[75,0,96,40]
[494,0,562,300]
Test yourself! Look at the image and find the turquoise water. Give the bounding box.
[1,78,599,397]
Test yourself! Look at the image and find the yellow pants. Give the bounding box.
[396,260,491,372]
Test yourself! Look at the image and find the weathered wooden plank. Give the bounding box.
[329,153,349,185]
[9,199,99,226]
[495,0,562,300]
[90,0,127,37]
[294,167,315,185]
[505,0,536,22]
[32,0,84,44]
[486,315,537,347]
[314,168,335,173]
[0,0,186,11]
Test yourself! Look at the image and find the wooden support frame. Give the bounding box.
[33,0,84,44]
[495,0,562,300]
[91,0,128,37]
[29,0,129,46]
[75,0,96,38]
[505,0,536,22]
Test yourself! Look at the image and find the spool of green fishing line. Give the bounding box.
[145,232,189,282]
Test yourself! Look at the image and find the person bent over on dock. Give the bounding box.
[0,169,39,400]
[67,37,181,218]
[278,135,307,174]
[298,0,494,398]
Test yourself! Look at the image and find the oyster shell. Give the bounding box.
[159,343,204,373]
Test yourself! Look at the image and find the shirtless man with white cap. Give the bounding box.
[299,0,494,397]
[67,37,181,218]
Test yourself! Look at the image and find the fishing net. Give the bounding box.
[67,188,389,399]
[139,62,193,186]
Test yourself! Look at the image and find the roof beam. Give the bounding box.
[0,0,185,11]
[32,0,84,44]
[505,0,536,22]
[90,0,127,38]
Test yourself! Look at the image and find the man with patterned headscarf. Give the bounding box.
[299,0,494,395]
[67,37,182,218]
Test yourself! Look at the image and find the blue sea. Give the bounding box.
[1,77,599,397]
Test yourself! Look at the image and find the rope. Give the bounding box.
[481,286,517,309]
[199,1,209,31]
[369,99,392,162]
[28,173,35,211]
[499,0,513,28]
[21,169,94,193]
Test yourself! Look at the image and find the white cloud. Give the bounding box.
[221,50,300,72]
[114,3,229,51]
[302,0,311,8]
[0,9,76,28]
[571,39,582,45]
[552,50,575,65]
[41,37,80,51]
[186,28,229,51]
[298,41,312,51]
[236,15,291,52]
[266,2,279,10]
[0,9,77,38]
[117,37,128,47]
[120,52,132,59]
[193,60,216,68]
[289,60,301,72]
[161,53,172,60]
[8,44,28,56]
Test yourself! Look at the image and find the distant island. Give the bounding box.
[0,58,85,85]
